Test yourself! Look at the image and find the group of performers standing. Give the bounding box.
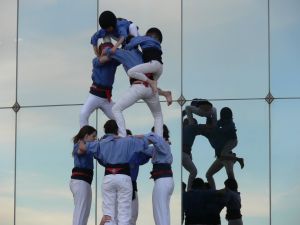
[70,10,173,225]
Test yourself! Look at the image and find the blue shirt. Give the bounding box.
[129,152,151,181]
[72,143,94,170]
[91,19,132,46]
[125,36,161,51]
[106,48,143,72]
[144,133,173,164]
[92,57,120,87]
[86,134,149,165]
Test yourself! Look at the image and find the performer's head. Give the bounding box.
[151,124,170,142]
[146,27,163,43]
[224,178,238,191]
[73,125,97,144]
[104,120,118,135]
[191,99,213,112]
[191,178,205,190]
[99,11,117,32]
[126,129,132,136]
[220,107,233,120]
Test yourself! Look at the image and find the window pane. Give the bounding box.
[0,0,17,107]
[183,0,268,99]
[271,100,300,224]
[97,101,182,225]
[0,109,15,225]
[18,0,96,105]
[182,100,269,225]
[16,107,96,225]
[271,0,300,97]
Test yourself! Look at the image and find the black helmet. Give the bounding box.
[99,11,117,29]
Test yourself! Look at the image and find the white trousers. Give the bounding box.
[129,191,139,225]
[102,174,133,225]
[70,179,92,225]
[152,177,174,225]
[112,84,163,137]
[127,60,163,82]
[80,94,115,127]
[129,23,140,37]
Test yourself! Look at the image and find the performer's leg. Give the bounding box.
[152,177,174,225]
[206,159,223,190]
[80,94,106,127]
[182,152,197,191]
[116,175,133,225]
[70,179,92,225]
[100,100,115,120]
[112,86,142,137]
[144,92,163,137]
[101,175,117,225]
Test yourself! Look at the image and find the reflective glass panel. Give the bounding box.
[270,0,300,97]
[182,100,269,225]
[16,106,96,225]
[271,100,300,224]
[97,101,182,224]
[183,0,268,99]
[18,0,96,105]
[0,109,15,225]
[0,0,17,107]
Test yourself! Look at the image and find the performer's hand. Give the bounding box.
[78,140,86,154]
[99,215,111,225]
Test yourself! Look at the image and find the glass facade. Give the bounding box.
[0,0,299,225]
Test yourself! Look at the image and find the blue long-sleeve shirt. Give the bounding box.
[129,152,151,181]
[72,143,94,170]
[92,57,120,87]
[105,48,143,72]
[144,132,173,165]
[85,134,149,165]
[125,36,161,51]
[91,19,132,46]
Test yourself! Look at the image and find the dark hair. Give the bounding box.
[99,11,117,29]
[104,120,118,135]
[191,98,212,108]
[191,178,204,189]
[99,42,114,53]
[220,107,233,120]
[151,124,170,142]
[224,178,238,191]
[73,126,97,144]
[146,27,163,43]
[126,129,132,136]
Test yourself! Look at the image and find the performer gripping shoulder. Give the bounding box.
[69,125,97,225]
[91,10,139,56]
[80,38,120,127]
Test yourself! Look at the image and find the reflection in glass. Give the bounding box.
[0,110,15,225]
[183,0,268,99]
[0,0,17,107]
[272,100,300,224]
[97,102,181,225]
[16,107,96,225]
[270,0,300,97]
[182,100,269,225]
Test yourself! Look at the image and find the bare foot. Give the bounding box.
[148,79,158,94]
[165,91,172,106]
